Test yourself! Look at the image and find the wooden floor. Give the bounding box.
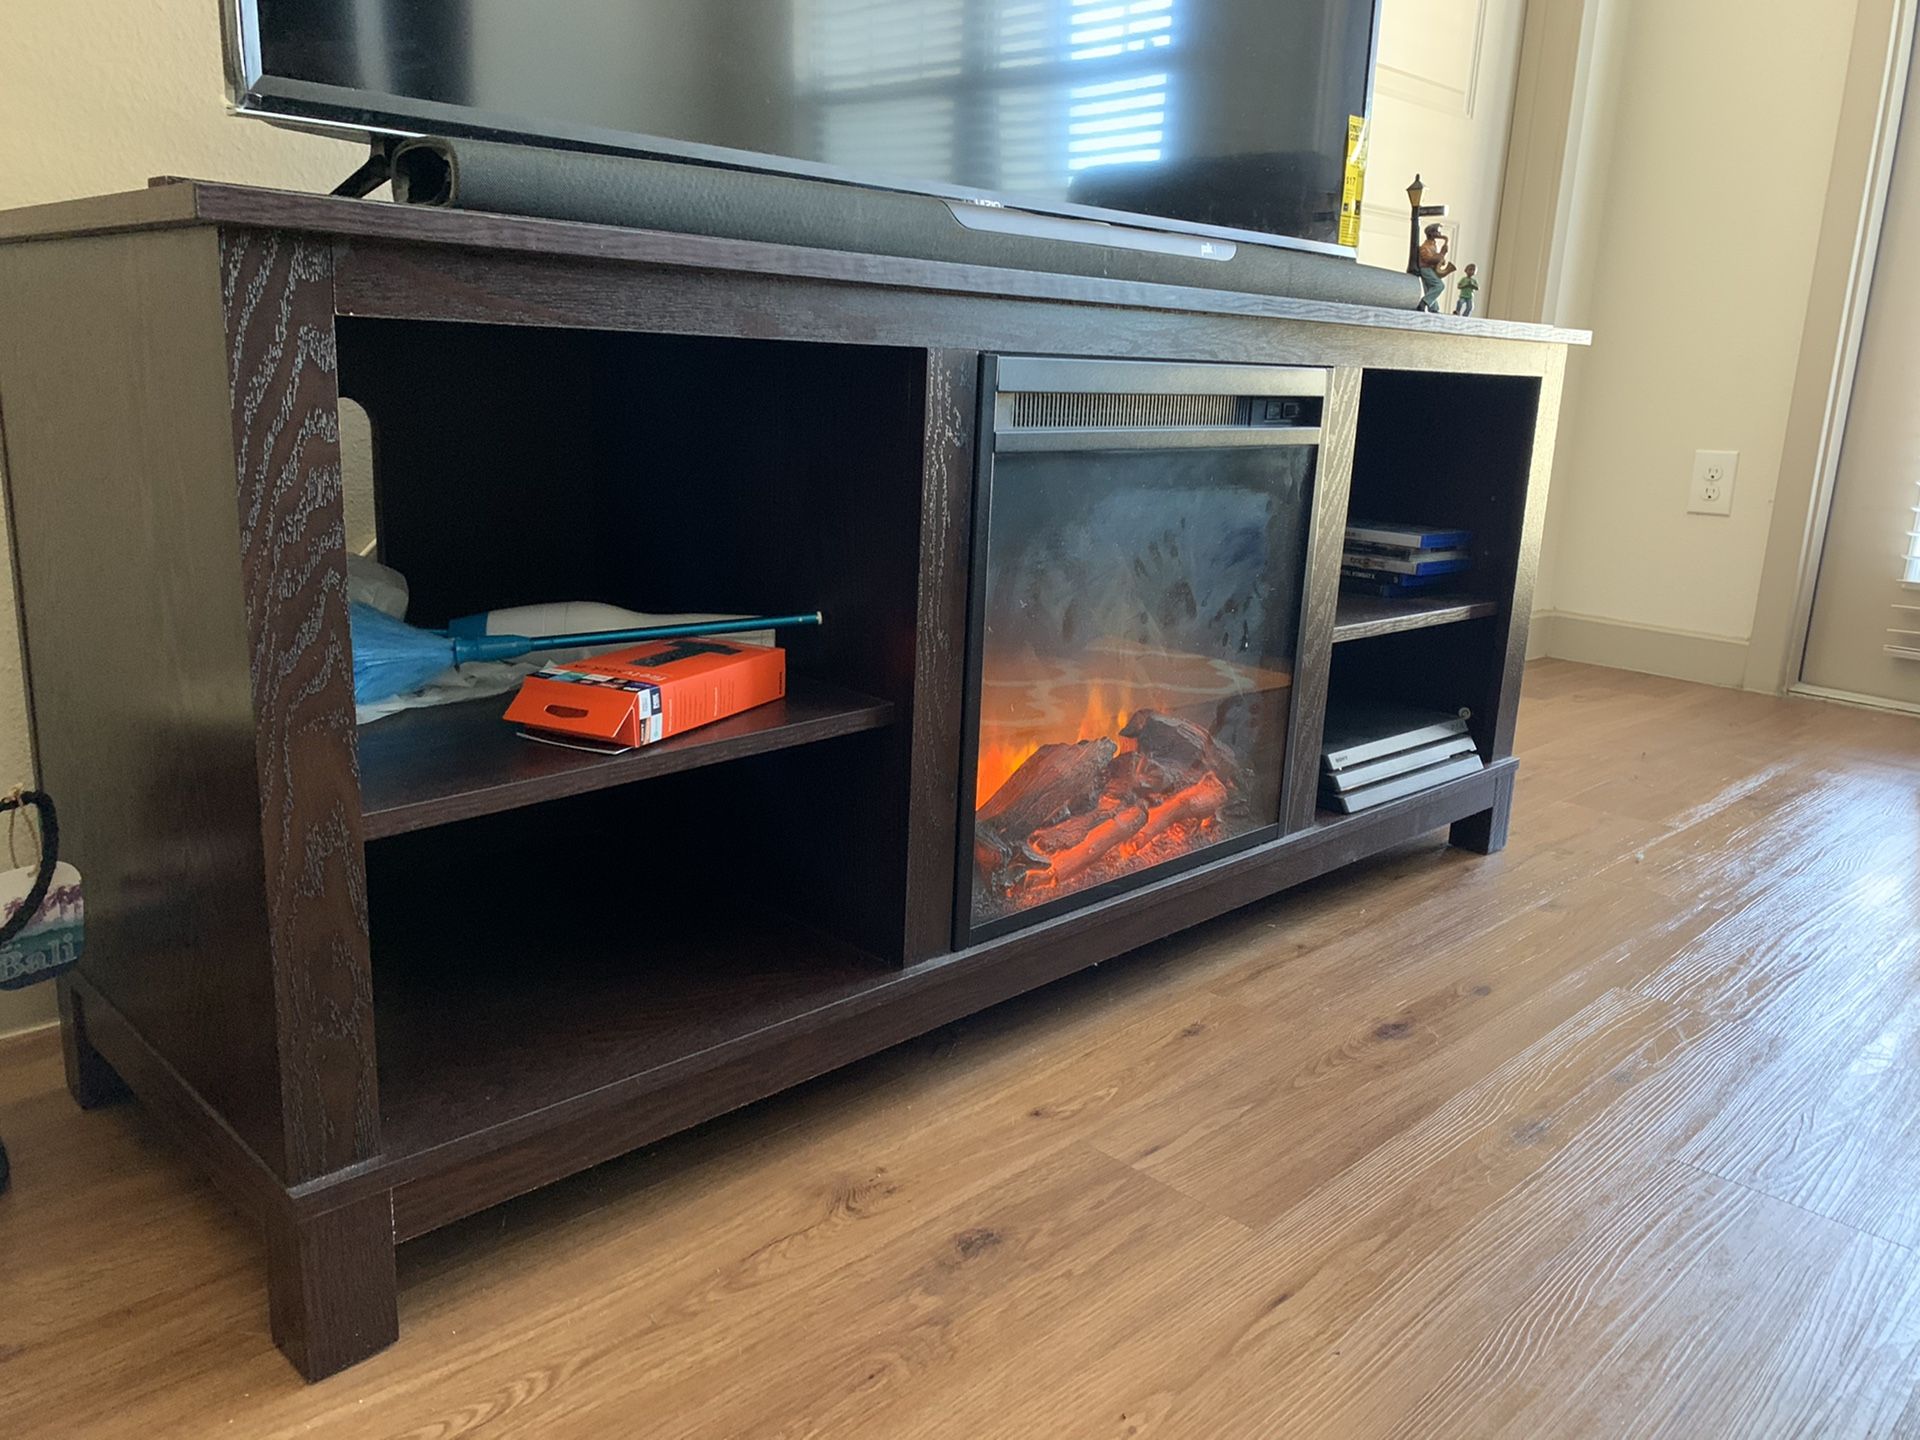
[3,660,1919,1438]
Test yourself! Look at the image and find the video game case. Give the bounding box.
[1344,560,1459,587]
[1320,752,1485,813]
[1341,551,1471,577]
[1345,520,1473,550]
[1321,732,1480,793]
[1344,541,1472,565]
[1321,701,1472,771]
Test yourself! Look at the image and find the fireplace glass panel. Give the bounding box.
[968,442,1314,934]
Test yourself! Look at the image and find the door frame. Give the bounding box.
[1745,0,1920,704]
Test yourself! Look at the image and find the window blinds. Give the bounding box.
[794,0,1174,194]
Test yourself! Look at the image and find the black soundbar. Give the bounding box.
[390,137,1422,312]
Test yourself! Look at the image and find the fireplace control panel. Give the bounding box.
[1255,395,1321,427]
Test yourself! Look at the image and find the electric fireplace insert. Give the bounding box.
[958,357,1324,943]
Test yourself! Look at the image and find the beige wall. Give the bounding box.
[1503,0,1636,630]
[0,1,362,1035]
[1534,0,1863,680]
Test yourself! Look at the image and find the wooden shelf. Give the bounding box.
[357,678,896,840]
[361,754,1515,1237]
[1332,592,1500,644]
[373,906,894,1173]
[361,755,1518,1236]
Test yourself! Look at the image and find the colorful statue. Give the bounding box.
[1453,263,1480,318]
[1416,225,1455,313]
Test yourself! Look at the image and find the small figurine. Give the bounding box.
[1416,225,1456,313]
[1453,263,1480,318]
[1405,175,1449,276]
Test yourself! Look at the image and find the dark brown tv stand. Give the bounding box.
[0,181,1586,1380]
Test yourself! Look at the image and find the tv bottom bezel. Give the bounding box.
[227,75,1362,264]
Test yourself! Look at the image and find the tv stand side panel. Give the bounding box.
[218,228,382,1180]
[1484,347,1565,761]
[0,223,380,1190]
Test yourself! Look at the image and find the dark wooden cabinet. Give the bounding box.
[0,180,1584,1380]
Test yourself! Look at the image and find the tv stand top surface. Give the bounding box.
[0,179,1592,349]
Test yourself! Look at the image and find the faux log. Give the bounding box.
[1100,749,1180,803]
[976,738,1118,870]
[1039,802,1151,887]
[1121,710,1247,798]
[1132,772,1230,852]
[1028,807,1110,857]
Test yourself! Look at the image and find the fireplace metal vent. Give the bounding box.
[1003,391,1239,431]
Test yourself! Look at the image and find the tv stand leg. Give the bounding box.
[266,1193,399,1381]
[57,978,127,1109]
[1449,771,1514,855]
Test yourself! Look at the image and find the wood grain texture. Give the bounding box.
[220,228,380,1183]
[344,761,1517,1234]
[0,180,200,244]
[901,348,979,960]
[332,242,1567,379]
[358,681,896,841]
[0,180,1593,347]
[4,663,1920,1434]
[265,1191,398,1384]
[1449,770,1515,853]
[1332,592,1502,642]
[59,971,293,1228]
[1284,366,1361,832]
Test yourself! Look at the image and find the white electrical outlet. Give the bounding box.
[1689,449,1738,516]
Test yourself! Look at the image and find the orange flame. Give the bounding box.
[974,682,1138,809]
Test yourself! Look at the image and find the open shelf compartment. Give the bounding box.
[373,893,894,1168]
[366,753,1517,1216]
[1317,368,1542,818]
[364,752,904,1169]
[340,319,937,961]
[1334,367,1537,663]
[358,679,894,840]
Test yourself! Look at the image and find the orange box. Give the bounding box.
[505,639,786,753]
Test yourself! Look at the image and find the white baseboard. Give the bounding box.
[1531,610,1752,688]
[0,989,59,1042]
[1790,681,1920,717]
[1526,610,1555,661]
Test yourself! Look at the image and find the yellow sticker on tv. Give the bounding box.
[1340,114,1370,250]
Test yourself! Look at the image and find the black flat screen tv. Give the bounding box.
[224,0,1382,256]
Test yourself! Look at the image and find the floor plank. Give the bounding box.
[1,660,1917,1437]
